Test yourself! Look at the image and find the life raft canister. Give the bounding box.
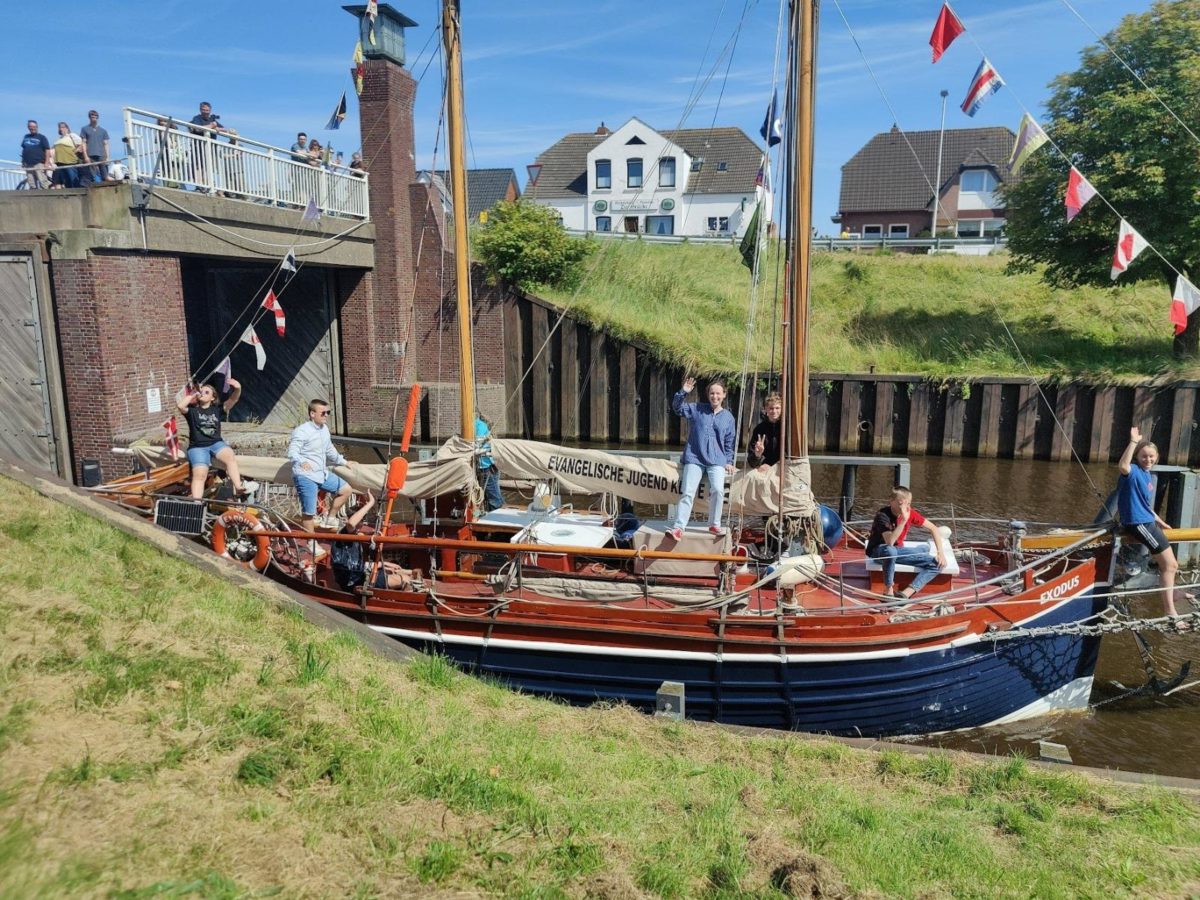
[211,509,270,571]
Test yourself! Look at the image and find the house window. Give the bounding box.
[645,215,674,235]
[690,159,703,172]
[627,158,643,188]
[862,224,883,236]
[623,216,639,232]
[595,159,611,189]
[888,224,909,238]
[955,220,983,237]
[707,217,730,233]
[595,216,611,232]
[716,161,728,172]
[660,157,675,188]
[982,218,1005,237]
[959,169,998,192]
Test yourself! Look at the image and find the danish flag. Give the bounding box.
[262,290,286,337]
[1110,219,1148,280]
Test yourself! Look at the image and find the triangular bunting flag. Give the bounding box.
[302,196,320,222]
[325,91,347,131]
[759,90,783,147]
[281,247,297,280]
[1065,168,1097,222]
[262,290,286,337]
[240,324,266,370]
[930,3,965,63]
[961,57,1004,117]
[212,356,232,393]
[1171,275,1200,334]
[163,416,180,459]
[1111,219,1149,280]
[351,41,365,96]
[1008,113,1048,175]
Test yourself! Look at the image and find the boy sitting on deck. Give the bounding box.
[865,487,948,599]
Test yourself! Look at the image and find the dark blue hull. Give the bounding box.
[373,590,1104,736]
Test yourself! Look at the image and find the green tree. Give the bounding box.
[474,200,594,292]
[1003,0,1200,357]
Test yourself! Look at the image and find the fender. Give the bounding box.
[211,509,270,571]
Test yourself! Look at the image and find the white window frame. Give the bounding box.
[659,156,675,188]
[862,224,883,236]
[888,223,909,238]
[627,158,643,189]
[959,169,997,193]
[595,159,611,190]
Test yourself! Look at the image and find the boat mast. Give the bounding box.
[786,0,817,458]
[442,0,475,439]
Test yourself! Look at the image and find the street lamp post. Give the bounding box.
[932,89,949,242]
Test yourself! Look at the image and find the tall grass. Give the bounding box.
[538,241,1187,381]
[1,477,1198,897]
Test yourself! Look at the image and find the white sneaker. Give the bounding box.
[321,515,341,529]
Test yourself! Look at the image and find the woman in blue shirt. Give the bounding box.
[668,376,736,540]
[1117,426,1181,621]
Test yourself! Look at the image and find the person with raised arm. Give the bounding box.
[667,376,736,541]
[330,491,414,592]
[177,379,247,500]
[747,392,783,471]
[1117,426,1183,624]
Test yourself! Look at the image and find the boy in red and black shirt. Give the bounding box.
[865,486,948,598]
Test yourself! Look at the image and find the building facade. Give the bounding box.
[529,118,769,238]
[835,125,1015,239]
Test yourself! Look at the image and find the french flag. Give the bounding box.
[961,58,1004,117]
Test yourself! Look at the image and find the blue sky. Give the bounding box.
[2,0,1149,230]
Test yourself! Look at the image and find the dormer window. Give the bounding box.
[716,161,728,172]
[690,159,703,172]
[960,169,998,192]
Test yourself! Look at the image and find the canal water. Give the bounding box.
[816,455,1200,780]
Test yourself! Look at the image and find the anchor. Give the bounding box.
[1097,598,1192,704]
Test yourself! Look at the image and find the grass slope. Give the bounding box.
[2,478,1200,897]
[538,242,1189,381]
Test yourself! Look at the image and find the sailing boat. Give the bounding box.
[98,0,1112,736]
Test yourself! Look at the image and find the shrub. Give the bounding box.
[475,200,594,292]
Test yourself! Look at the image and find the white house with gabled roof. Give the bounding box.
[528,117,770,238]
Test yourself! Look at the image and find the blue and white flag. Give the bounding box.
[760,90,783,147]
[960,57,1004,117]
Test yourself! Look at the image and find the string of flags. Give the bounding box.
[262,290,287,337]
[927,0,1196,334]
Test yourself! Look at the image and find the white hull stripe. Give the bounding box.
[371,587,1094,664]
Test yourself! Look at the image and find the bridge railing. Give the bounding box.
[122,107,369,219]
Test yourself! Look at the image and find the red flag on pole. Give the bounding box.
[1111,219,1149,280]
[262,290,286,337]
[1064,168,1097,222]
[1171,275,1200,334]
[930,3,965,63]
[163,416,181,459]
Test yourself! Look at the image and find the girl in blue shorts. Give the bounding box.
[177,380,247,499]
[1117,426,1181,621]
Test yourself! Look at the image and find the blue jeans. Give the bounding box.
[295,472,347,516]
[870,544,943,593]
[673,463,726,530]
[186,440,231,468]
[480,464,503,511]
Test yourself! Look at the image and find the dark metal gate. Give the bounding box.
[0,254,59,473]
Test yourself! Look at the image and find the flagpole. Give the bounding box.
[933,89,948,240]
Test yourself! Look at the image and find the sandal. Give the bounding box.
[1170,617,1194,633]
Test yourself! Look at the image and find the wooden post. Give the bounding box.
[978,382,1002,457]
[1091,386,1117,462]
[620,345,638,443]
[589,332,608,442]
[530,304,551,438]
[1169,385,1196,466]
[560,322,579,440]
[943,383,966,457]
[502,297,523,437]
[872,380,894,454]
[908,382,930,456]
[1050,384,1079,462]
[838,380,861,452]
[649,367,668,444]
[1014,382,1038,459]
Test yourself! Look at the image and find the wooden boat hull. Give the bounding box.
[280,564,1104,737]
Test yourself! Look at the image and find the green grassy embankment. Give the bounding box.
[538,240,1190,382]
[2,478,1199,897]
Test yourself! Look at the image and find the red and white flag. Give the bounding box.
[929,3,965,63]
[1170,275,1200,335]
[1111,219,1149,280]
[1064,168,1097,222]
[241,323,266,370]
[163,416,181,459]
[262,290,286,337]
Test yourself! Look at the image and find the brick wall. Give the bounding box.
[52,252,189,481]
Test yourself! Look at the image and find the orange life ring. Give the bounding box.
[211,510,270,571]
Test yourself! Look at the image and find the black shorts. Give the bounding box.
[1123,522,1170,555]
